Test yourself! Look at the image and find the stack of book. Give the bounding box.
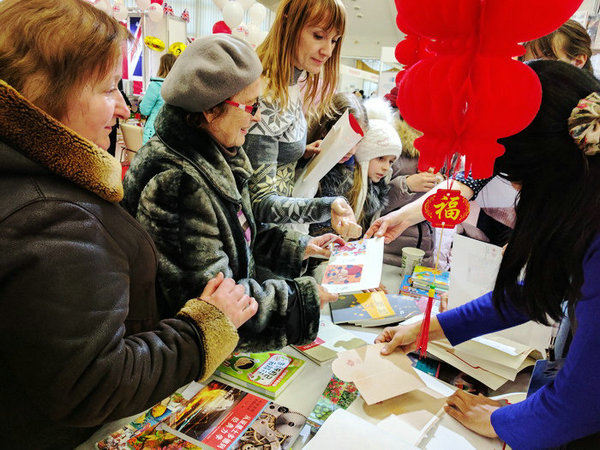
[96,379,307,450]
[213,351,305,399]
[426,335,543,390]
[399,265,449,300]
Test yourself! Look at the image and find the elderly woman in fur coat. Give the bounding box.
[123,35,341,352]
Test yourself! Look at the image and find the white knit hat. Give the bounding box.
[353,118,402,219]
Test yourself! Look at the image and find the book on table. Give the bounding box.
[96,379,307,450]
[292,319,367,365]
[213,351,305,399]
[329,291,422,327]
[410,265,450,292]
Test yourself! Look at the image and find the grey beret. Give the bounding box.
[161,34,263,112]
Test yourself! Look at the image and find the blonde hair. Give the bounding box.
[0,0,130,120]
[257,0,346,116]
[346,165,366,226]
[157,53,177,78]
[524,19,593,73]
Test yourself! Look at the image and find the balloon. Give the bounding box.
[113,5,128,21]
[393,0,583,178]
[213,0,228,10]
[168,42,186,56]
[248,2,266,25]
[239,0,255,11]
[148,3,163,22]
[144,36,165,52]
[150,0,163,4]
[223,1,244,29]
[247,24,261,47]
[232,22,248,41]
[136,0,151,10]
[212,20,232,34]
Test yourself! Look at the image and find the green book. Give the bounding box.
[213,351,305,399]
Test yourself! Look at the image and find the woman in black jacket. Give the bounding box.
[0,1,255,447]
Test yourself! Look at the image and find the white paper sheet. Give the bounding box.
[293,109,363,199]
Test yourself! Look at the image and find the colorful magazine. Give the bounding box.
[96,383,203,449]
[213,351,305,399]
[126,380,306,450]
[305,375,360,434]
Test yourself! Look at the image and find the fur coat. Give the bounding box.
[123,104,321,352]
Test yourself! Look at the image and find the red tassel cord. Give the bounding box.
[415,285,436,358]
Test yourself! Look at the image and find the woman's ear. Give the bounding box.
[573,54,588,69]
[203,110,215,124]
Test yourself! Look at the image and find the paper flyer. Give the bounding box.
[293,109,364,199]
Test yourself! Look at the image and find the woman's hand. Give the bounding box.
[303,140,322,159]
[331,198,362,239]
[317,284,338,309]
[364,210,411,244]
[304,233,345,260]
[363,283,388,294]
[444,390,501,438]
[199,272,257,328]
[406,171,439,192]
[374,322,420,354]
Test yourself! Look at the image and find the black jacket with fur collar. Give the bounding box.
[0,80,238,448]
[123,104,321,352]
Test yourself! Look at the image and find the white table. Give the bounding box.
[79,264,528,449]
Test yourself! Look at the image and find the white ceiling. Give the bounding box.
[259,0,404,60]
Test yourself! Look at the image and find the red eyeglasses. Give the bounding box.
[224,99,261,116]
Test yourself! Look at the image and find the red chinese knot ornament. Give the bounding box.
[422,189,470,228]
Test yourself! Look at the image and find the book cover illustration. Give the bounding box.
[96,388,193,449]
[321,238,384,293]
[293,320,366,365]
[411,265,450,292]
[399,274,444,301]
[330,292,422,326]
[321,264,363,285]
[306,375,359,434]
[214,351,305,399]
[161,380,306,450]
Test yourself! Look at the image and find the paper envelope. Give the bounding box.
[332,343,425,405]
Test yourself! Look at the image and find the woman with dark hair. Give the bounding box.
[373,60,600,447]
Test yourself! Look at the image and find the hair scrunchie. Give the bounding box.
[568,91,600,156]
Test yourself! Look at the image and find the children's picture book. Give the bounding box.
[399,274,445,301]
[293,319,367,365]
[321,238,384,293]
[305,375,360,435]
[125,380,306,450]
[96,383,203,449]
[213,351,305,399]
[410,265,450,292]
[329,291,422,327]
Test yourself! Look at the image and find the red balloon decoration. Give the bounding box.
[393,0,584,178]
[212,20,232,34]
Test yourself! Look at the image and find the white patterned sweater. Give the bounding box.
[244,70,338,225]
